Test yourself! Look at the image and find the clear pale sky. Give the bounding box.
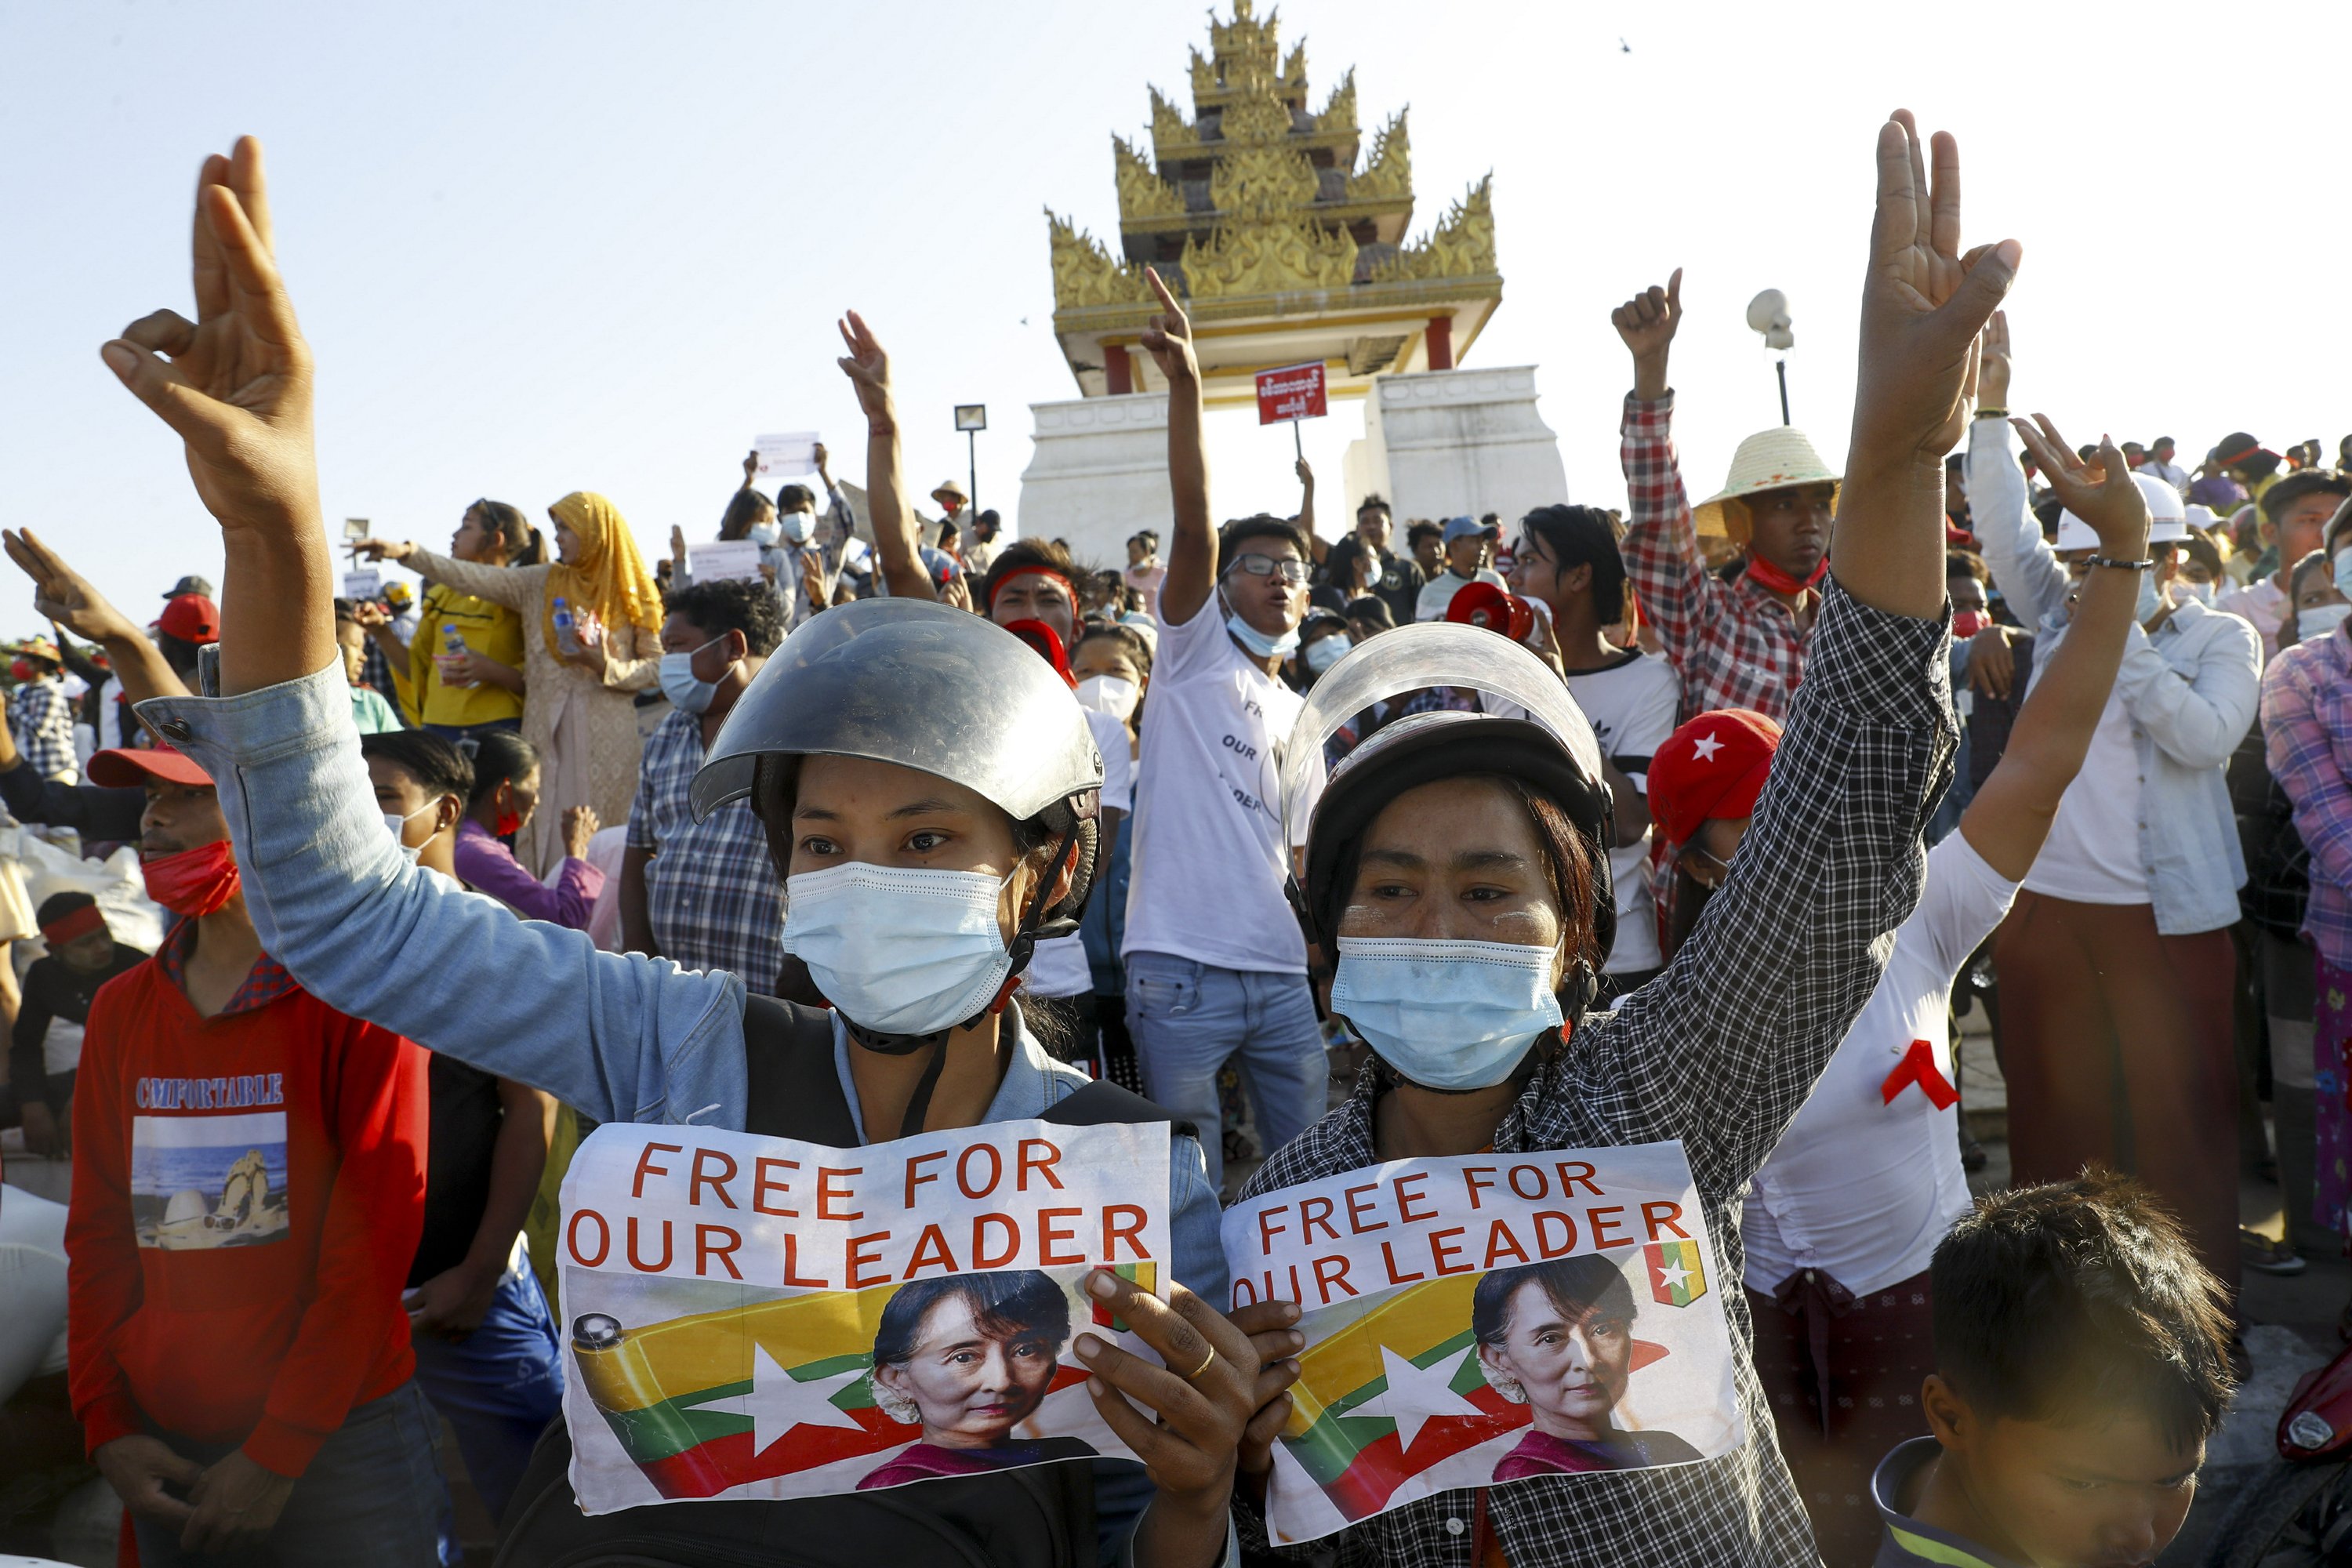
[3,0,2345,628]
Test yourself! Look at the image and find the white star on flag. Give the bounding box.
[704,1342,870,1456]
[1690,733,1723,762]
[1352,1342,1488,1453]
[1655,1258,1693,1293]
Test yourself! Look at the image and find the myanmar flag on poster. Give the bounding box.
[1276,1273,1669,1524]
[1646,1240,1708,1308]
[571,1262,1152,1500]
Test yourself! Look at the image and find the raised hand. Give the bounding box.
[1611,268,1682,400]
[350,535,414,563]
[1,531,143,647]
[1977,310,2011,412]
[563,804,599,860]
[1138,267,1200,387]
[741,449,760,485]
[836,311,895,434]
[1850,112,2019,472]
[101,138,318,541]
[2012,417,2152,560]
[350,599,391,629]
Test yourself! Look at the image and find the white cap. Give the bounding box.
[2055,472,2190,552]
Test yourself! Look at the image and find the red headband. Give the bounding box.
[39,903,105,947]
[988,562,1078,614]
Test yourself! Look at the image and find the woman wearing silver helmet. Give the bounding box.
[1221,112,2017,1563]
[107,140,1288,1568]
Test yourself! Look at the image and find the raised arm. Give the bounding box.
[1143,267,1215,627]
[1963,314,2069,626]
[1,532,190,706]
[1959,423,2150,880]
[366,540,539,613]
[1593,111,2013,1196]
[836,312,932,602]
[1611,270,1717,655]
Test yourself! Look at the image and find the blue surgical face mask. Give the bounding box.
[1330,937,1564,1091]
[782,862,1016,1036]
[2333,549,2352,603]
[1222,591,1301,659]
[2299,604,2351,643]
[658,636,729,714]
[747,521,784,547]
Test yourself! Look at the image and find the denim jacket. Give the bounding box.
[1967,416,2260,934]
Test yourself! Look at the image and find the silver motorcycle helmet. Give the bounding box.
[1277,621,1616,1015]
[692,598,1103,1052]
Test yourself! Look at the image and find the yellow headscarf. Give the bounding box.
[543,492,665,657]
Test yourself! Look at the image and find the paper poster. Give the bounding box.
[1222,1142,1741,1544]
[559,1118,1173,1513]
[687,540,765,585]
[341,568,382,601]
[752,432,819,480]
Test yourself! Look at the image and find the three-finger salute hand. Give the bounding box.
[2012,416,2151,558]
[1073,1270,1263,1504]
[100,136,319,539]
[836,311,895,432]
[1976,310,2012,411]
[1,530,138,645]
[1138,267,1200,387]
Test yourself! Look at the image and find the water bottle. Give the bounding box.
[552,595,580,656]
[439,622,474,688]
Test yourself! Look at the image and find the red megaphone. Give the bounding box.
[1445,581,1537,644]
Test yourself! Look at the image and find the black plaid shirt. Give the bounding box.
[1236,583,1955,1566]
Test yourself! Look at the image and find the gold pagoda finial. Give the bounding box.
[1045,210,1155,309]
[1370,174,1497,283]
[1349,107,1410,201]
[1316,67,1356,133]
[1113,134,1185,221]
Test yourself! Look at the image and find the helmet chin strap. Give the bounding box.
[833,831,1081,1138]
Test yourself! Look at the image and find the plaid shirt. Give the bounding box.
[2263,623,2352,970]
[156,913,301,1017]
[626,708,786,993]
[1621,394,1816,721]
[1236,584,1955,1566]
[9,677,77,781]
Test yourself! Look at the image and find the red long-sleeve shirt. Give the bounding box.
[66,949,427,1477]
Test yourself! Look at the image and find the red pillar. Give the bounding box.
[1425,316,1454,371]
[1104,347,1134,395]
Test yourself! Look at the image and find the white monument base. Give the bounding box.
[1014,393,1172,568]
[1345,365,1568,528]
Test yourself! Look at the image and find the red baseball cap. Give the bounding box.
[1645,709,1783,849]
[87,745,214,789]
[154,594,220,644]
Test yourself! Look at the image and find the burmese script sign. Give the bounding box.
[1223,1142,1742,1542]
[559,1119,1171,1512]
[1255,361,1328,425]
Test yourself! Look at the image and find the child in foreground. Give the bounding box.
[1872,1171,2236,1567]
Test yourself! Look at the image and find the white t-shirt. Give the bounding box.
[1124,601,1323,973]
[1414,568,1508,622]
[1562,652,1681,975]
[1742,831,2019,1297]
[2021,681,2148,905]
[1025,709,1134,1000]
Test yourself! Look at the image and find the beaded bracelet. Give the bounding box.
[2085,555,2154,571]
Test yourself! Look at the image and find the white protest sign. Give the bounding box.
[342,568,382,601]
[752,432,819,480]
[1222,1141,1741,1544]
[559,1118,1172,1512]
[687,539,766,585]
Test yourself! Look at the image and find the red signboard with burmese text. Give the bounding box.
[1256,361,1329,426]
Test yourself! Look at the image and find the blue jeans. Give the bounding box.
[408,1244,565,1526]
[1125,952,1326,1193]
[133,1380,443,1567]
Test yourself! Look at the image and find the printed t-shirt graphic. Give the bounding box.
[131,1097,291,1250]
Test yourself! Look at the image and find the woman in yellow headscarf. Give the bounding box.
[358,492,663,873]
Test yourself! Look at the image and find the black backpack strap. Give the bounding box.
[1039,1078,1196,1144]
[740,994,862,1145]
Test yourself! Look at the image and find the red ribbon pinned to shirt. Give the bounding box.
[1882,1038,1958,1110]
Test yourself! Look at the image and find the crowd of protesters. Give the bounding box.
[0,107,2342,1568]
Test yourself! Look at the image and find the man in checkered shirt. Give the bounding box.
[1618,279,1843,725]
[9,637,79,782]
[1233,111,2015,1565]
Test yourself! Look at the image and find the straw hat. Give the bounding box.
[1692,427,1841,540]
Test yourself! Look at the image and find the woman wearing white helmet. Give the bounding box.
[1221,111,2015,1563]
[107,140,1283,1568]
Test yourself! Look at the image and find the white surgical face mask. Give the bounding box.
[778,510,814,546]
[383,800,437,865]
[1330,937,1563,1091]
[2333,550,2352,603]
[658,636,729,714]
[2136,572,2164,625]
[782,862,1016,1036]
[1221,590,1300,659]
[1075,673,1139,721]
[2174,580,2215,608]
[1303,634,1350,674]
[2299,604,2351,643]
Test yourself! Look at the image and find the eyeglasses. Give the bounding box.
[1677,842,1735,891]
[1224,555,1311,585]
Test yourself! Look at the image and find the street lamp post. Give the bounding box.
[954,405,987,519]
